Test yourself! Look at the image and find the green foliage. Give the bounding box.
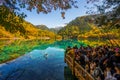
[36,25,49,30]
[0,6,61,40]
[58,14,120,46]
[0,40,54,63]
[0,6,26,36]
[0,0,78,19]
[87,0,120,27]
[52,40,87,49]
[50,27,63,34]
[58,15,93,39]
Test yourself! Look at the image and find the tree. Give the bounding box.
[87,0,120,46]
[0,0,78,19]
[87,0,120,27]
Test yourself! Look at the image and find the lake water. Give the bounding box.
[0,39,109,80]
[0,40,81,80]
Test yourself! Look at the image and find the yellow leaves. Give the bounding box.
[10,53,20,59]
[27,36,36,39]
[81,39,106,47]
[0,25,14,38]
[0,7,59,40]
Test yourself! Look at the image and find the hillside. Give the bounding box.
[0,6,61,40]
[50,27,63,33]
[58,15,120,40]
[58,15,94,39]
[36,25,49,30]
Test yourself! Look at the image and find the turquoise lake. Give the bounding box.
[0,40,84,80]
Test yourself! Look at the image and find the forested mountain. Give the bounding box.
[58,15,120,40]
[0,6,61,40]
[50,27,63,34]
[58,15,93,39]
[0,5,119,41]
[36,25,49,30]
[35,25,63,34]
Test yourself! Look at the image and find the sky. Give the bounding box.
[22,0,94,28]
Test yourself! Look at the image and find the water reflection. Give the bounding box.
[0,39,109,80]
[0,47,76,80]
[0,39,54,63]
[64,66,78,80]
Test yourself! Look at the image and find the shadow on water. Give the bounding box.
[64,66,78,80]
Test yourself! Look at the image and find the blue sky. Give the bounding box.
[22,0,93,28]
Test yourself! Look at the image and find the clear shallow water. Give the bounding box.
[0,46,76,80]
[0,39,110,80]
[0,40,86,80]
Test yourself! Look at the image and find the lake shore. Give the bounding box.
[0,39,55,64]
